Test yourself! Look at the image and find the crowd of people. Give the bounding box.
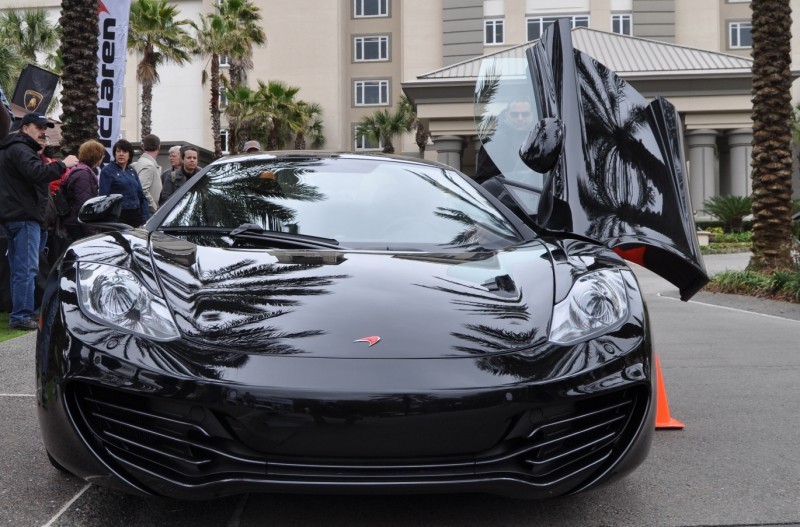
[0,94,207,330]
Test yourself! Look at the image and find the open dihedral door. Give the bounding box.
[476,19,708,300]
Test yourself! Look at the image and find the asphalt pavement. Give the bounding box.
[1,252,799,527]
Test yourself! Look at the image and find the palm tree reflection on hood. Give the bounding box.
[158,256,349,354]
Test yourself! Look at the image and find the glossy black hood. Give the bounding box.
[149,233,556,359]
[476,19,708,300]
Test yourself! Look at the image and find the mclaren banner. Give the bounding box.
[97,0,131,156]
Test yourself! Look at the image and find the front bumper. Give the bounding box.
[38,341,654,500]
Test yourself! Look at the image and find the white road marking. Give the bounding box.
[41,484,91,527]
[657,293,800,323]
[0,393,34,397]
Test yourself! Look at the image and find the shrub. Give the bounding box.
[708,266,800,303]
[702,195,752,233]
[713,231,752,244]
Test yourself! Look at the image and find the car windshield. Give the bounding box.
[159,156,523,250]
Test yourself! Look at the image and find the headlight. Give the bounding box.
[77,263,180,341]
[549,269,629,345]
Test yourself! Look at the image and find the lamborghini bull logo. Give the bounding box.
[24,90,44,112]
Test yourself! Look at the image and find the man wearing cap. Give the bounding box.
[243,140,261,153]
[0,112,78,330]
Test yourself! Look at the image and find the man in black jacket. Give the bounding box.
[0,112,77,329]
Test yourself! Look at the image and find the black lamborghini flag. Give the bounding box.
[12,64,60,114]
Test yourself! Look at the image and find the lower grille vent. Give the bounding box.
[67,382,646,494]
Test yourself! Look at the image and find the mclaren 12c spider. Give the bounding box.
[37,20,707,500]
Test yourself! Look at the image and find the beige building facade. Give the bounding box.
[131,0,800,212]
[1,0,798,210]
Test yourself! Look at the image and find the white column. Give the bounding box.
[432,135,465,171]
[685,129,719,217]
[724,128,753,197]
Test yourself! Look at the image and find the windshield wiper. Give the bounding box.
[229,223,341,249]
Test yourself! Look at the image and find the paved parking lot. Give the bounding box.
[1,253,799,526]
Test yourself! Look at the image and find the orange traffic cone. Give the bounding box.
[654,354,684,430]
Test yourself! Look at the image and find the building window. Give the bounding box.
[353,125,383,150]
[729,21,752,48]
[354,35,389,61]
[220,55,229,68]
[220,129,229,154]
[485,18,504,45]
[354,0,388,17]
[526,15,589,41]
[611,14,632,36]
[354,80,389,106]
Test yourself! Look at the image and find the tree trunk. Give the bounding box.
[229,57,243,88]
[267,121,279,150]
[141,81,153,138]
[210,53,222,158]
[415,121,428,157]
[58,0,99,155]
[749,0,794,271]
[229,121,240,154]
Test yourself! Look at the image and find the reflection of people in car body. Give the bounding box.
[475,98,535,184]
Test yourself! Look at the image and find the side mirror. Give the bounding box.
[519,117,564,173]
[78,194,124,224]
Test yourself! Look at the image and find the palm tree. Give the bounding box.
[223,83,261,153]
[355,106,412,154]
[702,195,753,233]
[58,0,99,154]
[217,0,266,88]
[255,80,303,150]
[0,9,61,102]
[0,10,61,71]
[192,12,230,158]
[294,101,325,150]
[128,0,192,138]
[399,94,429,157]
[223,81,324,152]
[0,46,24,94]
[748,0,794,271]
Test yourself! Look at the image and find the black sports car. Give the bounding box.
[36,20,707,500]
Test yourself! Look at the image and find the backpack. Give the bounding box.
[51,186,71,217]
[48,169,74,220]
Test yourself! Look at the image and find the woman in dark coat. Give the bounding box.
[62,139,105,242]
[99,139,149,227]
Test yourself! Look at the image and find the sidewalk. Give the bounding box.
[700,251,750,274]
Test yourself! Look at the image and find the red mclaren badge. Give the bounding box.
[354,336,380,347]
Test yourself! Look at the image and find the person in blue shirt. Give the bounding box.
[99,139,149,227]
